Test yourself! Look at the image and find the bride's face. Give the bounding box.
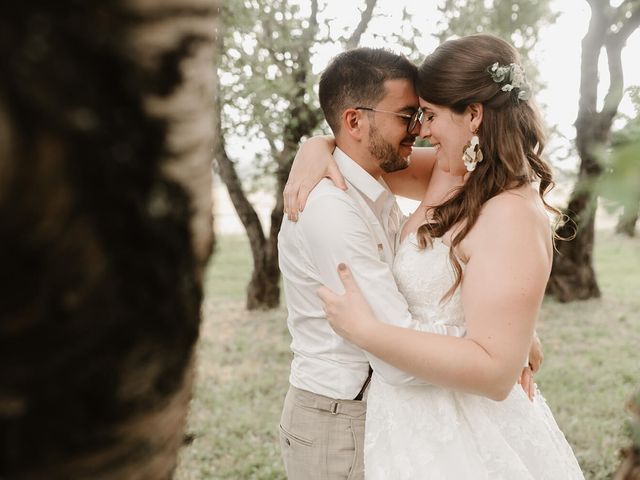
[418,98,475,177]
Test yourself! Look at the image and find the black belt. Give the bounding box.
[353,366,373,401]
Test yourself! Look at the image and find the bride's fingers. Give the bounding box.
[530,382,537,400]
[283,182,291,215]
[296,180,314,213]
[524,368,535,401]
[337,263,360,294]
[283,182,300,222]
[327,163,348,192]
[529,380,535,401]
[316,286,337,304]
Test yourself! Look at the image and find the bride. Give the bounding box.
[288,34,584,479]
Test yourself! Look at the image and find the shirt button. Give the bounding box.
[285,438,291,446]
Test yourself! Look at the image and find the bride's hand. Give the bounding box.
[317,263,378,347]
[283,135,347,222]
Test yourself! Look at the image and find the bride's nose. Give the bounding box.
[419,121,431,139]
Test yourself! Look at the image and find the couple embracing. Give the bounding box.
[277,34,584,479]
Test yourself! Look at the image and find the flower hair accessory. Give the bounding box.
[487,62,530,101]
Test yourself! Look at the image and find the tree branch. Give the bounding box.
[613,0,640,43]
[575,0,608,135]
[266,0,321,258]
[265,132,280,162]
[343,0,377,49]
[600,40,625,130]
[214,122,266,249]
[213,62,267,264]
[600,1,640,133]
[262,18,290,71]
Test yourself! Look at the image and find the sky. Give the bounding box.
[214,0,640,233]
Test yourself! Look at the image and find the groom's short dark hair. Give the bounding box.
[319,48,417,134]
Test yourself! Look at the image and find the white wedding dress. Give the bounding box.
[364,233,584,479]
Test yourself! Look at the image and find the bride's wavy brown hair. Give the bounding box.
[416,34,560,300]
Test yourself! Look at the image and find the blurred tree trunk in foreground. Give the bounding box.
[0,1,217,478]
[547,0,640,302]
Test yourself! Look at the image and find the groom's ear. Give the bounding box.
[467,103,483,132]
[342,108,365,140]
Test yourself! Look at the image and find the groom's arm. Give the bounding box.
[299,191,463,386]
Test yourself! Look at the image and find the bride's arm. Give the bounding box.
[318,195,550,401]
[381,147,437,200]
[283,136,441,220]
[283,136,345,222]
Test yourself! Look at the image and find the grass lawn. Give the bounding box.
[175,231,640,480]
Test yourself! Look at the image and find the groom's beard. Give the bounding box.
[368,124,413,173]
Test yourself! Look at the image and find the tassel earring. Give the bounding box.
[462,134,483,172]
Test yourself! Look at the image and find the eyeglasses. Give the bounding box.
[355,106,424,133]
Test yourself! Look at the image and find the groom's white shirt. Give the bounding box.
[279,147,462,400]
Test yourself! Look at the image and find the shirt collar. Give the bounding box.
[333,147,389,203]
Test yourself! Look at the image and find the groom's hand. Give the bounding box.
[518,332,543,402]
[518,366,535,402]
[528,331,543,373]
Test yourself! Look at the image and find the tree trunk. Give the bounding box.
[215,0,322,310]
[547,0,640,301]
[613,389,640,480]
[615,450,640,480]
[616,203,639,237]
[213,74,280,310]
[246,254,281,310]
[0,2,217,479]
[216,0,377,310]
[547,189,601,301]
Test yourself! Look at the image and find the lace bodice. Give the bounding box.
[363,234,584,479]
[393,233,466,335]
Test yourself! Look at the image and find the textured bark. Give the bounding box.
[615,450,640,480]
[0,1,217,478]
[215,0,378,310]
[343,0,377,49]
[613,389,640,480]
[547,0,640,302]
[216,1,323,310]
[616,204,639,237]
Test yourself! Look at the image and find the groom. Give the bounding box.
[278,47,435,480]
[277,48,540,480]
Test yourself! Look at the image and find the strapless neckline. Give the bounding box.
[399,231,450,252]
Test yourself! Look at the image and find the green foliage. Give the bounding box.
[366,7,427,64]
[435,0,559,86]
[600,86,640,212]
[220,0,321,190]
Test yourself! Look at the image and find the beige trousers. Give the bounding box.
[279,385,367,480]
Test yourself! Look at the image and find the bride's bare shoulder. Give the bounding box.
[468,185,553,254]
[483,185,548,220]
